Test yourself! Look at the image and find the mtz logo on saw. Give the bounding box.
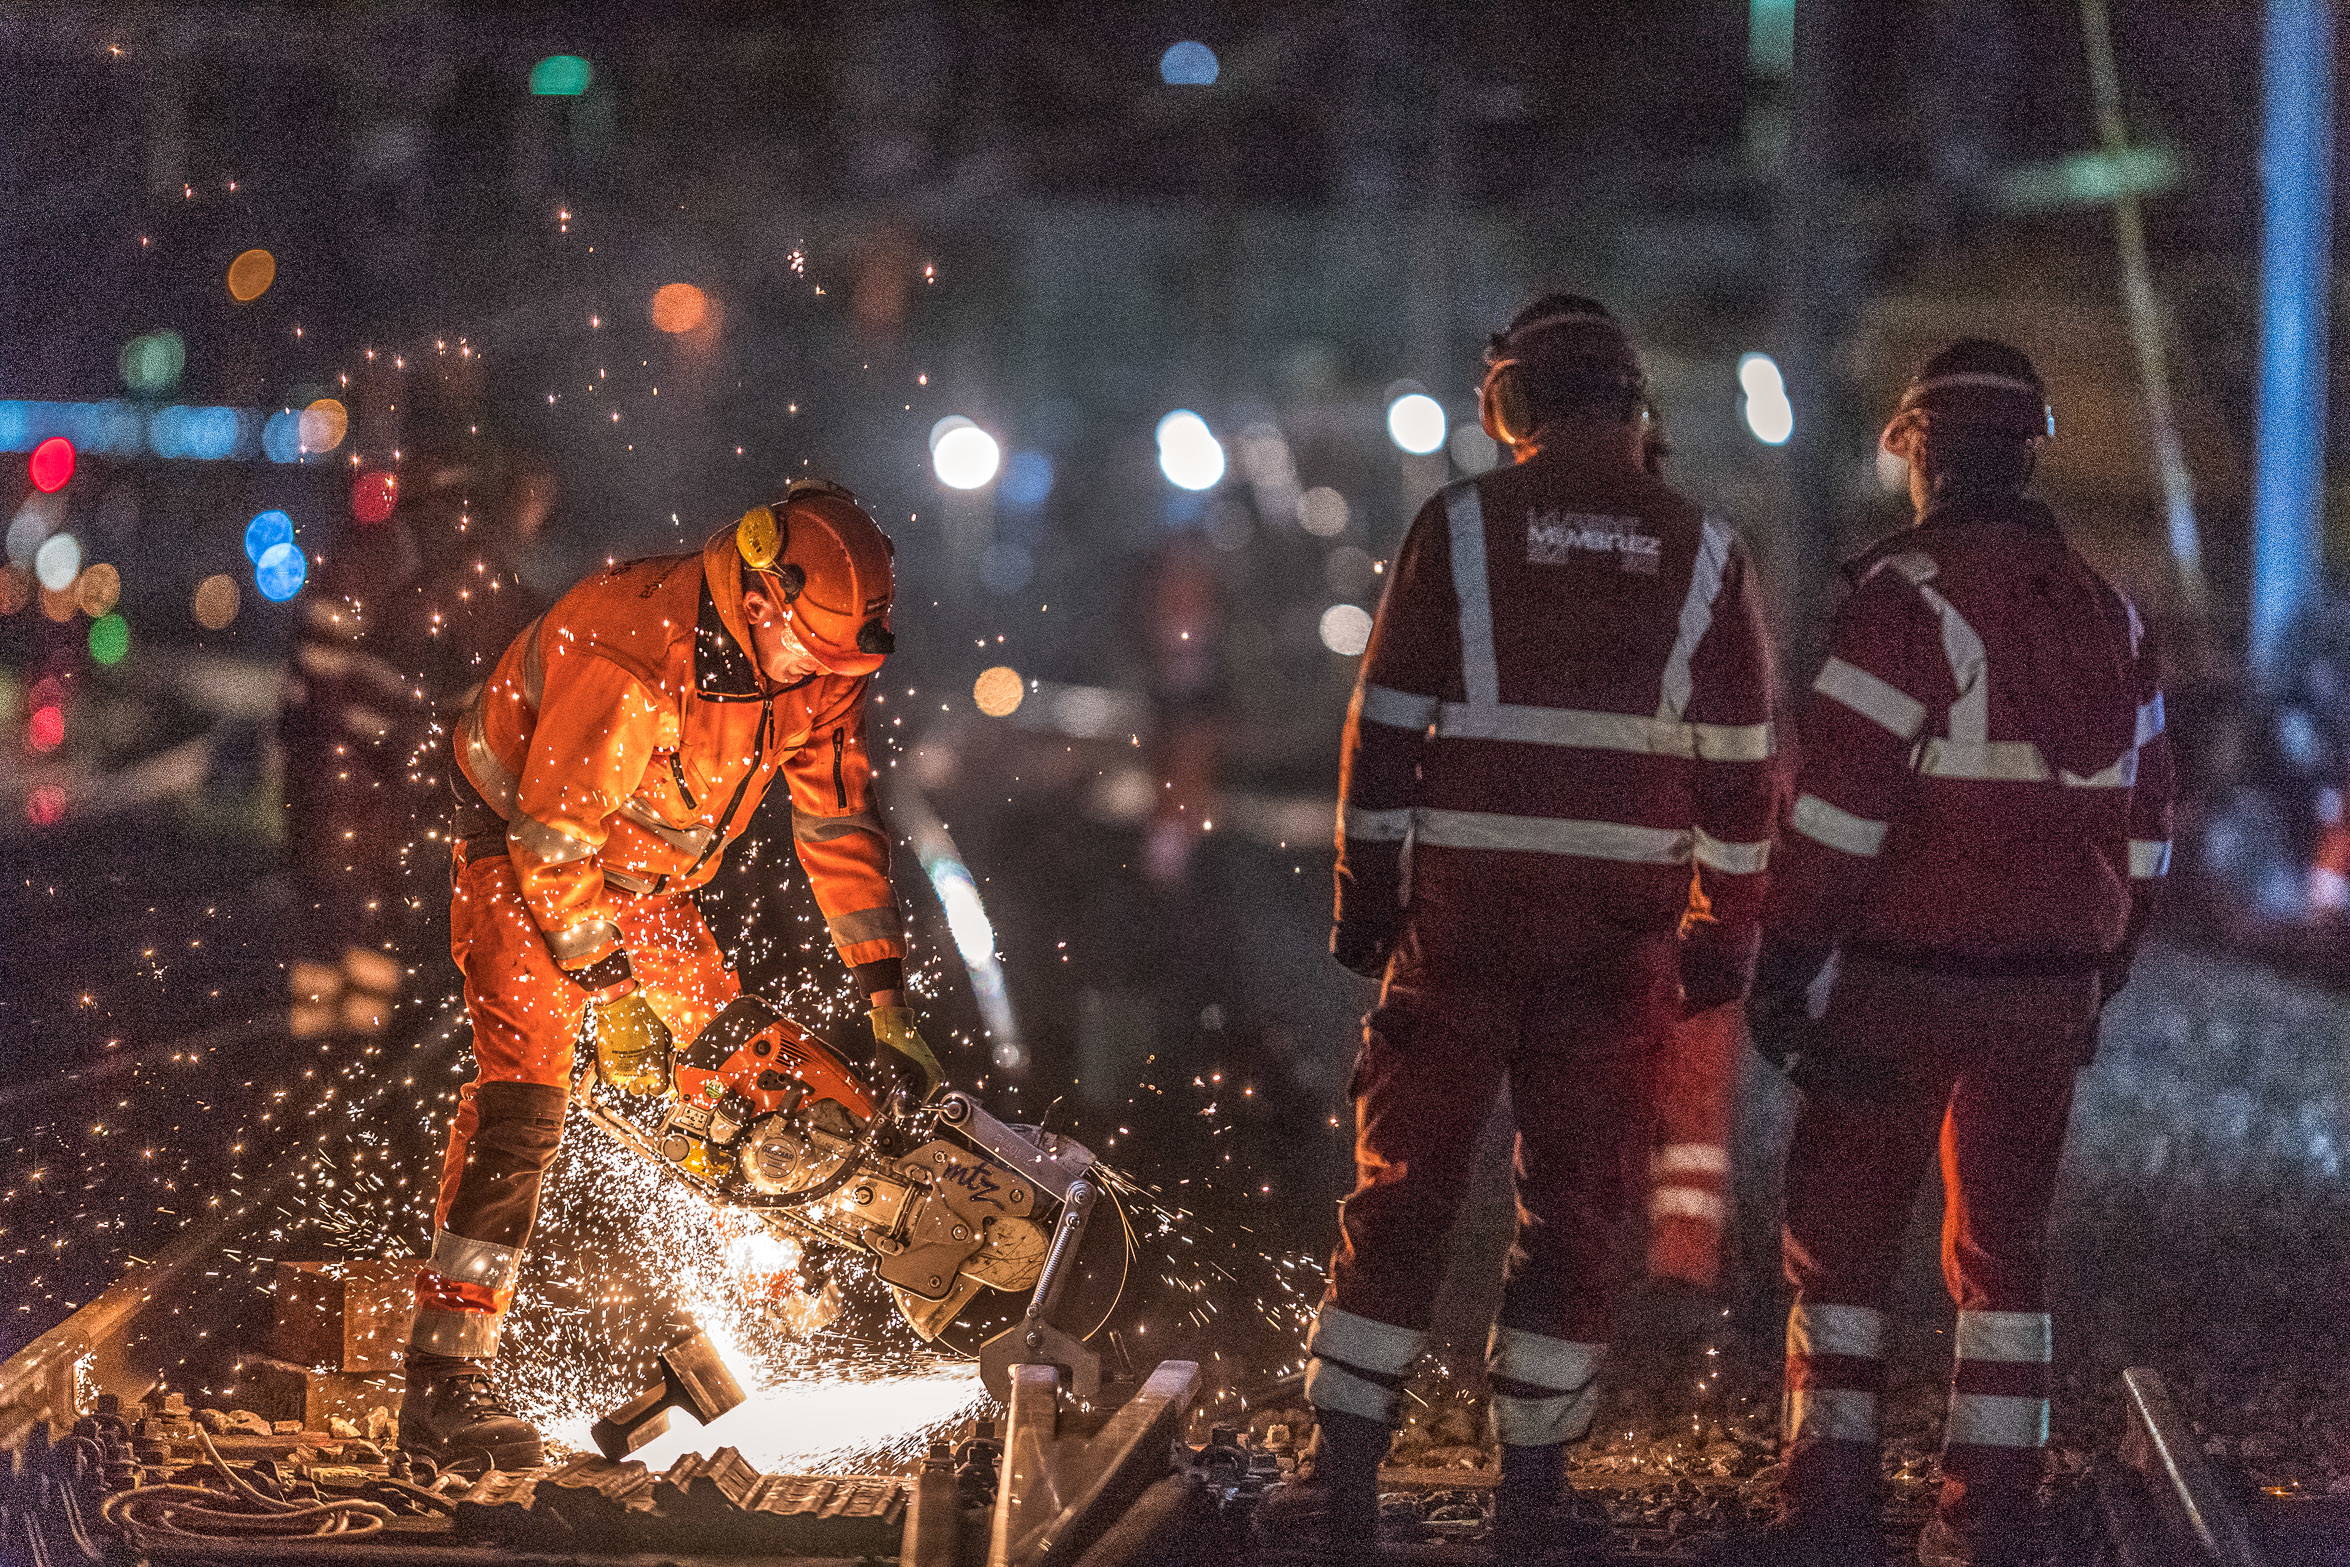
[938,1158,1008,1208]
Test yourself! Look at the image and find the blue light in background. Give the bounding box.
[255,541,308,602]
[1001,449,1056,511]
[261,410,305,464]
[244,509,293,564]
[1159,40,1219,86]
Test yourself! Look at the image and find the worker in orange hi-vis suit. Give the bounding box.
[1648,994,1741,1294]
[397,481,944,1471]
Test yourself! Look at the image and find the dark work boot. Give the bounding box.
[1492,1442,1609,1562]
[398,1350,544,1471]
[1256,1410,1390,1558]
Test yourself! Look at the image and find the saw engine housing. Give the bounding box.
[640,996,1113,1347]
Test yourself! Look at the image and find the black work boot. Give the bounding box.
[1492,1442,1608,1563]
[398,1350,544,1472]
[1256,1410,1390,1558]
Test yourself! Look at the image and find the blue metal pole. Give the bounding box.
[2250,0,2336,679]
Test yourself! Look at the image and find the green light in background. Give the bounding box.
[89,613,129,665]
[1996,145,2185,212]
[1749,0,1795,79]
[530,54,592,96]
[119,330,185,394]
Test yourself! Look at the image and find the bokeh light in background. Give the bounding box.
[34,533,81,592]
[118,330,185,394]
[1297,485,1349,537]
[74,562,120,617]
[530,54,592,95]
[299,398,348,453]
[1159,40,1219,86]
[1001,449,1055,510]
[192,573,240,630]
[1155,409,1225,491]
[243,509,293,564]
[28,436,74,493]
[1739,352,1793,445]
[25,784,64,826]
[649,283,710,334]
[255,541,308,602]
[88,613,129,665]
[0,564,29,615]
[40,587,74,622]
[27,703,64,754]
[351,470,398,523]
[260,411,304,464]
[1319,602,1373,656]
[972,665,1025,717]
[226,248,277,303]
[1385,392,1448,455]
[929,416,1001,490]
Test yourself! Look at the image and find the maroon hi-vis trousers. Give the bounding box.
[1778,955,2099,1531]
[1309,919,1676,1445]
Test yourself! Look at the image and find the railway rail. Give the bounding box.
[5,1218,2342,1567]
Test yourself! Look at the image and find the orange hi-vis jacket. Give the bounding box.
[452,529,903,982]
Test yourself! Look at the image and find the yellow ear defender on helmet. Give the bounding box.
[735,477,863,581]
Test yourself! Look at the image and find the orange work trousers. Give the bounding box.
[409,847,739,1359]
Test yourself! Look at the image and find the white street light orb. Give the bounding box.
[1319,603,1373,656]
[1155,410,1226,491]
[1385,392,1448,455]
[932,422,1002,490]
[1739,353,1794,446]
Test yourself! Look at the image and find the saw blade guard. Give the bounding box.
[635,996,1130,1355]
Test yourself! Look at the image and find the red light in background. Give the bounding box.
[27,676,64,709]
[27,705,63,753]
[352,470,398,524]
[25,784,65,826]
[28,438,75,493]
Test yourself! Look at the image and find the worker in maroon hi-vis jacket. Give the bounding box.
[1733,339,2174,1567]
[1297,295,1782,1560]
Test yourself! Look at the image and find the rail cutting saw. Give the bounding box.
[575,995,1129,1396]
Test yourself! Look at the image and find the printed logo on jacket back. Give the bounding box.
[1525,510,1662,575]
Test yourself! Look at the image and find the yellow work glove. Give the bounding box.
[591,991,674,1097]
[868,1005,943,1100]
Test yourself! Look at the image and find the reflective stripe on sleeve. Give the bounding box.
[1814,656,1927,741]
[2130,839,2172,879]
[462,706,521,816]
[1357,683,1441,732]
[1342,805,1414,843]
[546,917,622,966]
[1788,1301,1887,1361]
[2137,693,2166,746]
[1944,1392,2049,1449]
[1414,809,1692,864]
[1784,1386,1877,1443]
[1658,516,1734,722]
[793,807,887,844]
[827,906,904,947]
[1955,1310,2052,1364]
[1443,484,1499,707]
[1916,739,2054,782]
[1790,794,1888,858]
[510,815,598,867]
[1694,829,1771,874]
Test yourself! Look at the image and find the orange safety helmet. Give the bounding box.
[731,479,897,678]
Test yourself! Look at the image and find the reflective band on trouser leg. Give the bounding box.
[1486,1326,1604,1446]
[1784,1301,1887,1445]
[1305,1305,1426,1425]
[1943,1309,2051,1496]
[410,1227,528,1357]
